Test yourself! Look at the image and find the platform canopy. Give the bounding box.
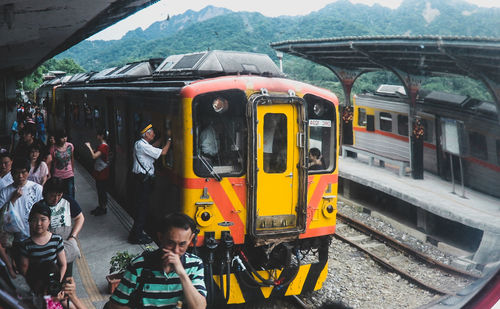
[0,0,158,79]
[271,36,500,112]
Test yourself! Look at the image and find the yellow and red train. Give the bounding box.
[37,50,339,305]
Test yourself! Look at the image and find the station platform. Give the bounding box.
[338,155,500,266]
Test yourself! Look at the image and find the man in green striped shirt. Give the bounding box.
[107,213,207,308]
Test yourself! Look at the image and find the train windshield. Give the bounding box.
[193,90,247,178]
[306,94,337,173]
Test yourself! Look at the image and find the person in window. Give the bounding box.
[199,120,219,164]
[309,148,324,170]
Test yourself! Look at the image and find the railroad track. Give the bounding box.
[334,212,481,296]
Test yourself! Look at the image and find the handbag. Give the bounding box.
[0,202,24,235]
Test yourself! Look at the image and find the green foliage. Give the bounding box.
[21,58,84,91]
[36,0,498,101]
[109,251,139,275]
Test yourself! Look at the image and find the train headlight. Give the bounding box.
[322,203,336,218]
[196,208,214,227]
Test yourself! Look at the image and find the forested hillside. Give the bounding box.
[52,0,500,101]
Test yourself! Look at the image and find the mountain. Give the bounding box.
[56,0,500,75]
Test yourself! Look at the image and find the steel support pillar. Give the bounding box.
[0,75,17,136]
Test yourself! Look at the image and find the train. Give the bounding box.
[349,84,500,198]
[36,50,340,305]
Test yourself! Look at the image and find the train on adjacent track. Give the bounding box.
[349,84,500,198]
[36,50,339,305]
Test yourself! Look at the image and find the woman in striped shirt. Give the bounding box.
[19,200,67,283]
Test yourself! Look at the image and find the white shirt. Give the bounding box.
[0,172,13,191]
[200,125,219,157]
[132,138,162,176]
[0,180,43,241]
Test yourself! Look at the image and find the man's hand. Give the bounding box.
[161,249,185,275]
[10,187,22,203]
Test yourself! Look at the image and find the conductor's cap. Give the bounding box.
[140,123,153,135]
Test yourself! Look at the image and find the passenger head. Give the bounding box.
[157,213,196,256]
[11,158,31,186]
[28,144,42,162]
[0,152,13,176]
[96,129,108,142]
[43,178,65,206]
[29,201,52,235]
[309,147,321,160]
[212,97,228,113]
[23,125,36,143]
[54,129,67,146]
[47,132,56,147]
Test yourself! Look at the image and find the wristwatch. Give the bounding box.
[69,234,77,240]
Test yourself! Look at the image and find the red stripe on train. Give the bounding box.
[183,178,245,243]
[300,174,338,239]
[353,127,436,149]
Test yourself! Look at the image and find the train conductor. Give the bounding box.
[129,123,171,244]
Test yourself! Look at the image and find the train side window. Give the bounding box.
[305,94,336,173]
[397,115,408,136]
[468,131,488,161]
[366,115,375,131]
[116,109,126,146]
[357,108,366,126]
[379,112,392,132]
[497,140,500,165]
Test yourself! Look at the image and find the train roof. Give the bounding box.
[153,50,284,80]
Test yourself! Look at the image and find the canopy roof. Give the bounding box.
[271,36,500,109]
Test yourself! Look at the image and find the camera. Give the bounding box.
[47,272,62,296]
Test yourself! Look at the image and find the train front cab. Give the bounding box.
[181,81,339,305]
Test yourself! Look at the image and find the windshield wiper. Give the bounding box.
[198,154,222,181]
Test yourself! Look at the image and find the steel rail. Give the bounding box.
[337,212,482,280]
[333,232,451,295]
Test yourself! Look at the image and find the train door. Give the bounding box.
[248,93,308,239]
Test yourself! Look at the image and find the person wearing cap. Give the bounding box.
[18,201,67,282]
[129,123,171,244]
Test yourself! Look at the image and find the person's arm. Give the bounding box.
[70,213,84,239]
[162,250,206,309]
[61,277,87,309]
[70,145,75,172]
[84,142,102,160]
[161,139,172,155]
[57,249,67,282]
[18,255,29,276]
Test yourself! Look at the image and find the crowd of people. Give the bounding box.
[1,104,207,308]
[0,103,89,308]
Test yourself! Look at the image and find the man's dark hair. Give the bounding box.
[0,152,12,160]
[11,157,30,172]
[158,213,196,234]
[43,177,65,194]
[54,129,67,140]
[309,147,321,158]
[23,124,36,137]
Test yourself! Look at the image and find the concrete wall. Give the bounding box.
[0,75,17,136]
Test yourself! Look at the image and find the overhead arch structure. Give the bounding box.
[271,36,500,179]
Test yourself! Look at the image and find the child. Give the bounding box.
[19,201,66,282]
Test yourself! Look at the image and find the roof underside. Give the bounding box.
[271,36,500,105]
[0,0,158,79]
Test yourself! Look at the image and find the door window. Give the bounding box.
[263,114,287,173]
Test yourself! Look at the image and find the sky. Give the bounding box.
[88,0,500,41]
